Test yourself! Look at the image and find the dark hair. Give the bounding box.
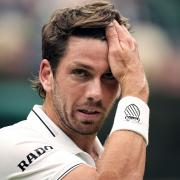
[32,1,130,98]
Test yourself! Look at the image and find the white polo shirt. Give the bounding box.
[0,105,103,180]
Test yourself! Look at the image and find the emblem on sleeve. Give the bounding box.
[17,145,53,171]
[124,104,140,122]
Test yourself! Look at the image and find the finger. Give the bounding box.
[113,20,128,41]
[114,20,135,50]
[122,25,132,37]
[122,25,128,31]
[122,26,138,49]
[106,21,120,49]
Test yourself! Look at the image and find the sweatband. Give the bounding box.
[110,96,150,145]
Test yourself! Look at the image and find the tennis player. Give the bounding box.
[0,1,149,179]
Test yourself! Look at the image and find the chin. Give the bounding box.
[75,124,101,135]
[76,130,98,136]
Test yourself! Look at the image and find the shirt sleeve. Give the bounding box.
[0,132,86,180]
[23,149,85,180]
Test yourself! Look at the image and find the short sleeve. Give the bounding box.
[6,144,86,180]
[24,149,85,179]
[0,130,86,180]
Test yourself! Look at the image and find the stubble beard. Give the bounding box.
[53,98,106,135]
[52,82,115,136]
[52,92,109,136]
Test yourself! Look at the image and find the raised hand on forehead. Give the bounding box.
[106,20,149,102]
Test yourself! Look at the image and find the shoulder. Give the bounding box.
[0,121,86,179]
[0,120,52,167]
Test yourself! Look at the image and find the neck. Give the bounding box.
[65,129,97,153]
[72,134,99,162]
[63,129,99,162]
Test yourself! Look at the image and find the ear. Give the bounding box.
[39,59,54,93]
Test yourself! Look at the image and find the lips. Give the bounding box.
[78,109,99,114]
[76,108,101,120]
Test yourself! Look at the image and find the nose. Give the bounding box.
[85,79,102,102]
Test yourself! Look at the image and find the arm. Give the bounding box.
[62,20,149,180]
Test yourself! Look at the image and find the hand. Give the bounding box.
[106,20,149,102]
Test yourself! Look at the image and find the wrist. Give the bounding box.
[119,71,149,103]
[110,96,150,145]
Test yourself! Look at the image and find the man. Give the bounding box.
[0,1,149,179]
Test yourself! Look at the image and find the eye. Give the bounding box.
[102,71,115,80]
[72,68,89,78]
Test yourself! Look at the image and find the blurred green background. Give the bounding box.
[0,1,180,179]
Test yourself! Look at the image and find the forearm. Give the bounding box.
[95,93,149,179]
[96,131,146,180]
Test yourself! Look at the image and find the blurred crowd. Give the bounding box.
[0,0,180,96]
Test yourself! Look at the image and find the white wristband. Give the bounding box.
[110,96,150,145]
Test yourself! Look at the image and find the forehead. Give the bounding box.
[58,36,109,71]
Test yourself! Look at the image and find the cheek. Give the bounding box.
[60,82,82,107]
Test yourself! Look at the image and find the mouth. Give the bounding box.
[76,108,101,120]
[78,109,100,114]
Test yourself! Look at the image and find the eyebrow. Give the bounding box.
[70,62,94,71]
[69,61,112,73]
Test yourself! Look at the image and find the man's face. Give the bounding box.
[49,36,119,135]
